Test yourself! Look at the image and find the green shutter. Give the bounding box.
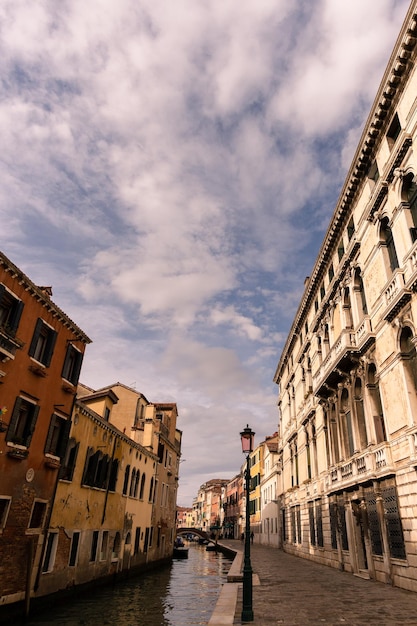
[6,397,23,442]
[9,300,24,334]
[44,328,57,367]
[25,404,40,447]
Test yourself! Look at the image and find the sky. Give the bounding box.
[0,0,411,506]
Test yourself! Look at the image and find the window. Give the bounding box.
[90,530,99,562]
[62,344,83,385]
[123,465,131,495]
[69,531,80,566]
[28,318,57,367]
[402,173,417,241]
[100,531,108,561]
[0,497,11,531]
[0,285,23,336]
[112,532,121,561]
[380,217,399,272]
[28,500,47,529]
[60,438,79,482]
[139,473,146,500]
[387,112,401,149]
[367,160,379,184]
[347,218,355,241]
[328,264,334,282]
[134,527,141,555]
[45,414,71,459]
[6,396,39,448]
[42,531,58,573]
[337,239,345,261]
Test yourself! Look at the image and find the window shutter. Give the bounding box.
[72,350,83,385]
[62,345,72,379]
[44,414,58,454]
[6,397,23,441]
[26,404,40,447]
[58,419,72,459]
[0,285,5,307]
[44,328,57,367]
[8,299,24,334]
[29,319,44,357]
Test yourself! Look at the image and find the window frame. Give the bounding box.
[0,284,24,336]
[62,343,83,386]
[6,396,40,448]
[28,318,57,367]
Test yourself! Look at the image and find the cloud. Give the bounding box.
[0,0,410,504]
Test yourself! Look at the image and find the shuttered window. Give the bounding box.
[29,318,57,367]
[6,397,40,447]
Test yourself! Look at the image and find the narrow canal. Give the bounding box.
[24,542,233,626]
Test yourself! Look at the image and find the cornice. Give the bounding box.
[274,4,417,384]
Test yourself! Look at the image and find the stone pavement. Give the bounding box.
[218,540,417,626]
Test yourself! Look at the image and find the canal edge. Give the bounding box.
[208,542,242,626]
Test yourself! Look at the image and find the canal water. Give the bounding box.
[24,542,233,626]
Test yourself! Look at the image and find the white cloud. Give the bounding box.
[0,0,410,504]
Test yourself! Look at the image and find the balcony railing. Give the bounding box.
[0,329,22,362]
[326,442,393,492]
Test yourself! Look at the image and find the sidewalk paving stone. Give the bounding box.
[219,540,417,626]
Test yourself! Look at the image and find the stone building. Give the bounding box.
[0,251,91,608]
[274,2,417,592]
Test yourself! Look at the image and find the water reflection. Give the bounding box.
[25,542,232,626]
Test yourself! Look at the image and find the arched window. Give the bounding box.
[148,477,154,502]
[354,377,368,449]
[134,470,140,498]
[340,388,354,457]
[400,326,417,423]
[129,468,136,497]
[123,465,131,495]
[139,473,146,500]
[401,173,417,240]
[353,268,368,319]
[367,364,386,443]
[380,217,399,272]
[343,288,353,329]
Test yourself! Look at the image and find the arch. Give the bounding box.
[342,287,353,329]
[129,468,136,497]
[340,387,354,457]
[379,217,399,272]
[399,325,417,423]
[139,473,146,500]
[353,377,368,449]
[367,364,387,443]
[123,465,131,495]
[353,268,368,319]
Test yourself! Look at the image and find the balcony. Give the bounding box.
[313,321,375,398]
[325,442,394,493]
[383,269,411,322]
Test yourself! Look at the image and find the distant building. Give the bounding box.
[194,479,229,534]
[259,434,281,547]
[223,474,242,539]
[274,2,417,592]
[0,251,91,608]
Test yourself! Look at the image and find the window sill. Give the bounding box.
[44,454,61,470]
[7,442,29,460]
[29,364,47,377]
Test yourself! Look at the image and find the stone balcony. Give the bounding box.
[313,318,375,398]
[325,442,394,493]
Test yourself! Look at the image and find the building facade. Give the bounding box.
[0,251,91,608]
[274,2,417,592]
[259,434,281,547]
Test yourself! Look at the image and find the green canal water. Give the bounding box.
[24,542,233,626]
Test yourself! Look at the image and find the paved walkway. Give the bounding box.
[219,540,417,626]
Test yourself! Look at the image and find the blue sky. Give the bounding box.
[0,0,411,505]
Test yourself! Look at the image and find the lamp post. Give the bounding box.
[240,424,255,622]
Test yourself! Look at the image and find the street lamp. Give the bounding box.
[240,424,255,622]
